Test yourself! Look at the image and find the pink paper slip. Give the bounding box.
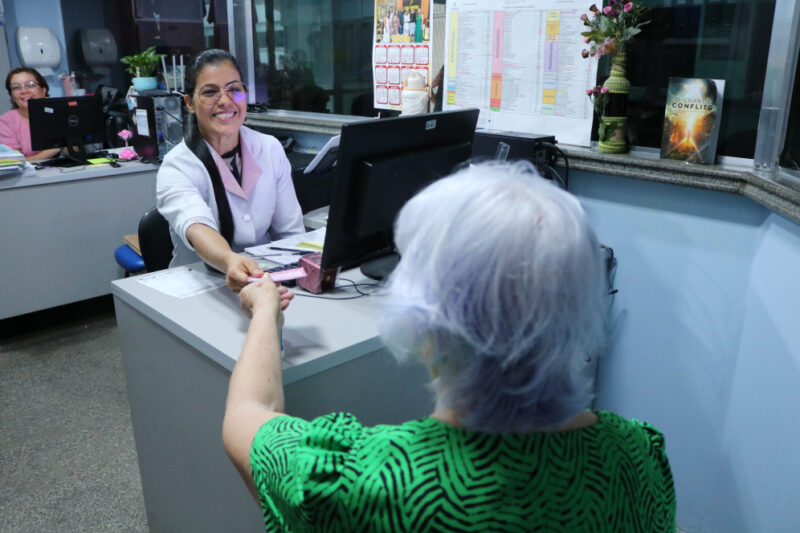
[248,267,308,283]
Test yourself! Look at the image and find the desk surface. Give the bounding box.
[0,159,158,191]
[112,263,432,532]
[111,266,386,382]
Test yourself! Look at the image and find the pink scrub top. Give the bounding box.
[0,109,37,156]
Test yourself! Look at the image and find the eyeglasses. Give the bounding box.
[195,82,248,105]
[10,81,41,93]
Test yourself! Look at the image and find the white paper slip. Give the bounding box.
[303,135,339,174]
[136,265,226,298]
[245,227,326,257]
[259,253,302,266]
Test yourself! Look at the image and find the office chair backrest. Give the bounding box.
[138,207,172,272]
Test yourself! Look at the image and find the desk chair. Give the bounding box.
[114,243,146,276]
[138,207,173,272]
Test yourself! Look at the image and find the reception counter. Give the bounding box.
[112,267,432,532]
[0,161,158,319]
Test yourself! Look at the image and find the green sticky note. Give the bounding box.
[87,157,113,165]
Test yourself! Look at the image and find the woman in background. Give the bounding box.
[0,67,61,161]
[157,49,304,292]
[224,163,677,531]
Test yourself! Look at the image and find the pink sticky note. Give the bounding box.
[248,267,307,284]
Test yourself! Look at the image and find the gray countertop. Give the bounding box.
[0,159,159,191]
[560,145,800,223]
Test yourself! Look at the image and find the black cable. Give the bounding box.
[534,141,569,189]
[292,277,381,300]
[159,107,184,125]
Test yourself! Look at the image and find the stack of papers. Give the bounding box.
[0,144,26,177]
[245,227,326,260]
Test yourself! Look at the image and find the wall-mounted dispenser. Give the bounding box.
[17,26,61,79]
[79,29,117,67]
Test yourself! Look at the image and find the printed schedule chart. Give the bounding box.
[444,0,597,146]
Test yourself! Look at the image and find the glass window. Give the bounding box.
[602,0,776,158]
[120,0,229,58]
[780,55,800,172]
[250,0,376,115]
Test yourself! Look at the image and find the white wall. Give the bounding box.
[0,4,14,114]
[570,170,800,532]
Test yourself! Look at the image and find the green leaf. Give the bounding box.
[598,121,608,141]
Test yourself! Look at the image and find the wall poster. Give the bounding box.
[373,0,432,111]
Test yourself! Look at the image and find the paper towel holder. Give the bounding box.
[79,28,118,67]
[17,26,61,68]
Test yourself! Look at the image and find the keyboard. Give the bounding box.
[39,151,113,168]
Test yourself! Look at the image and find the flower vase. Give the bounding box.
[598,50,630,154]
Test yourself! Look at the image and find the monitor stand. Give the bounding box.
[65,139,88,161]
[360,252,399,281]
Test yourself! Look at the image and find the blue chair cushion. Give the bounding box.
[115,244,146,273]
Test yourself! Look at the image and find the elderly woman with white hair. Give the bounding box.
[223,163,676,532]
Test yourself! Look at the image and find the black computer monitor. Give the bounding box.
[28,95,105,159]
[320,108,480,280]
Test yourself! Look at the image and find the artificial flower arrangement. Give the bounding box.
[580,0,650,115]
[117,129,137,160]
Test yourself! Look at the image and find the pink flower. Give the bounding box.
[603,6,612,14]
[118,147,138,160]
[581,49,590,58]
[589,50,597,57]
[608,0,616,6]
[610,9,620,17]
[580,13,588,20]
[624,2,633,11]
[589,3,598,11]
[584,37,591,43]
[600,86,609,94]
[586,89,593,95]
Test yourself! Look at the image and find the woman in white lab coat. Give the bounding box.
[157,49,305,292]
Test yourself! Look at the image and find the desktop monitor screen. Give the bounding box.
[321,108,480,279]
[28,95,105,155]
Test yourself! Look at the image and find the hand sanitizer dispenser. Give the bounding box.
[17,26,61,78]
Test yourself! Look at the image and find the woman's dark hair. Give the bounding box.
[5,67,49,108]
[183,49,244,244]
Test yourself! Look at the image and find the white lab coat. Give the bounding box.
[157,125,305,267]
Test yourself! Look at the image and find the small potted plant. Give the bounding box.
[120,46,165,92]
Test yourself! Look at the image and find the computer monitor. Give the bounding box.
[28,95,105,159]
[320,108,480,280]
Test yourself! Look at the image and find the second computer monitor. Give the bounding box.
[28,95,105,157]
[321,108,480,280]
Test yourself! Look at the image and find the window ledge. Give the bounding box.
[246,110,365,136]
[246,111,800,224]
[559,145,800,224]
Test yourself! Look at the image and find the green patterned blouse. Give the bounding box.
[250,410,675,532]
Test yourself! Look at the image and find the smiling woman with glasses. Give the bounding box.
[0,67,62,161]
[156,49,305,294]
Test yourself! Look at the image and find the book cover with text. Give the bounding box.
[660,78,725,164]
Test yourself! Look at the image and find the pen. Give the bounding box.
[268,246,316,254]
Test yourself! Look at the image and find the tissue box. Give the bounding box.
[297,252,339,294]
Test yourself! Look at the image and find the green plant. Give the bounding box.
[120,46,165,78]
